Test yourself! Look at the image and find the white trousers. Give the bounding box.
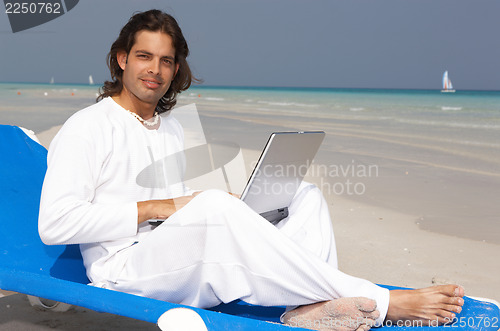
[109,183,389,324]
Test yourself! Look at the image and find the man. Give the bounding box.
[39,9,464,330]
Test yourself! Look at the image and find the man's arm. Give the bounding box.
[39,121,138,246]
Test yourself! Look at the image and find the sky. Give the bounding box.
[1,0,499,90]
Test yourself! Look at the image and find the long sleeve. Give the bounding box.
[39,119,138,245]
[37,98,191,285]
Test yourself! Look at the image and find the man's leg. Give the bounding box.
[109,188,463,330]
[277,183,380,330]
[276,181,338,268]
[109,188,389,327]
[278,184,464,328]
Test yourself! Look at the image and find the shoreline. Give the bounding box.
[2,81,500,94]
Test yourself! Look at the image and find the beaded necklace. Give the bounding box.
[126,109,159,127]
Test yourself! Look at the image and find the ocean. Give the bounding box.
[1,83,499,243]
[181,86,500,171]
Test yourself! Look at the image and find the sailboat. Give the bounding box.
[89,75,94,85]
[50,77,54,84]
[441,70,455,93]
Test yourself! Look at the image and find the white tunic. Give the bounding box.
[39,97,389,325]
[39,97,190,284]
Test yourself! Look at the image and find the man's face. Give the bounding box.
[117,30,179,108]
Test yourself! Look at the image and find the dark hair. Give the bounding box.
[97,10,197,113]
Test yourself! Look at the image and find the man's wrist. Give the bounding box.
[137,200,155,224]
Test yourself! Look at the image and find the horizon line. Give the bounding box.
[1,81,499,93]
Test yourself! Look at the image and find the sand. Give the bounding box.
[1,94,499,329]
[0,293,158,330]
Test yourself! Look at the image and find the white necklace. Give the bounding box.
[126,110,159,127]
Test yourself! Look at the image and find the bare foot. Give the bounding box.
[386,285,465,326]
[283,297,380,331]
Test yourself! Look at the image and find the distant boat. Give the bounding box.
[441,70,455,93]
[89,75,94,85]
[50,77,54,84]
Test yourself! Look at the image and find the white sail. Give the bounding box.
[50,77,54,84]
[89,75,94,85]
[441,70,455,93]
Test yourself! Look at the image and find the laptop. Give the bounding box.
[149,131,325,225]
[240,131,325,224]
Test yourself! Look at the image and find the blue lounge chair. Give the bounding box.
[0,124,498,330]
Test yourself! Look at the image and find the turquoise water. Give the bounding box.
[2,82,499,171]
[184,86,500,128]
[2,82,499,176]
[2,82,499,131]
[181,86,500,170]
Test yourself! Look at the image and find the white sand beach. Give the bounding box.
[1,85,499,329]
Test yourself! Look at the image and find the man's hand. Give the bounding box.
[137,191,240,224]
[137,191,202,224]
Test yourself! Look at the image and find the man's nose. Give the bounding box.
[147,59,161,75]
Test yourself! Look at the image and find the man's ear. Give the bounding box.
[117,51,127,71]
